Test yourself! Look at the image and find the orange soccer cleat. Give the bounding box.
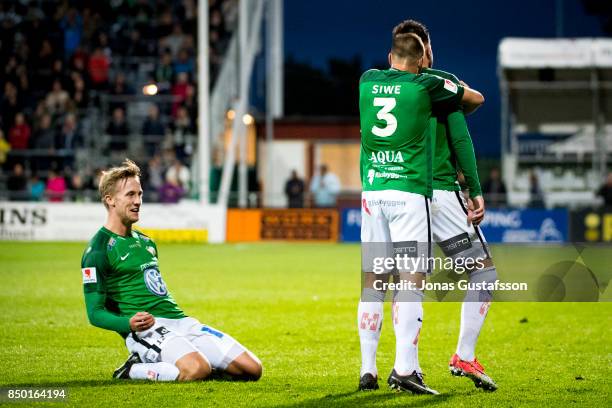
[449,353,497,391]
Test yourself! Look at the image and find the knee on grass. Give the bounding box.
[176,352,212,381]
[226,351,263,381]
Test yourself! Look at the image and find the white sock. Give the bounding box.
[358,296,383,377]
[392,290,423,376]
[456,267,496,361]
[129,362,180,381]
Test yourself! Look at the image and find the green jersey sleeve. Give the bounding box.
[81,247,130,335]
[446,111,482,197]
[417,73,464,110]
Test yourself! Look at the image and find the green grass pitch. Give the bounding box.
[1,242,610,407]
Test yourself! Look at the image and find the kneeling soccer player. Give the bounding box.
[81,159,262,382]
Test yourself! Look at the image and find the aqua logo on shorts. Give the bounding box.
[144,268,168,296]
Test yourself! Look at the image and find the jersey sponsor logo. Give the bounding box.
[144,268,168,296]
[107,238,116,251]
[367,169,375,185]
[82,267,97,284]
[362,198,372,216]
[140,260,159,271]
[120,253,130,261]
[444,79,458,94]
[369,151,404,164]
[438,233,472,256]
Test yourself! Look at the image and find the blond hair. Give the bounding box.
[99,159,141,209]
[391,32,424,64]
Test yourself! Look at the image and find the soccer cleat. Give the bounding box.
[449,353,497,391]
[358,373,379,391]
[387,369,439,395]
[113,353,141,379]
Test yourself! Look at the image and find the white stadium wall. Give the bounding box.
[0,202,227,243]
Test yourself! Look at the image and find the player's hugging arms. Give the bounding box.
[81,159,262,382]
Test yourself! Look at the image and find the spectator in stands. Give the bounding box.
[32,113,56,150]
[310,164,341,208]
[169,106,195,160]
[182,84,197,125]
[88,46,110,90]
[597,172,612,209]
[45,79,71,116]
[109,73,135,113]
[51,59,70,91]
[160,23,187,58]
[8,113,31,150]
[482,167,507,208]
[126,29,151,57]
[285,170,305,208]
[106,107,129,151]
[145,154,165,195]
[142,104,166,157]
[154,50,174,93]
[60,8,83,58]
[70,46,89,79]
[34,40,56,89]
[46,169,67,202]
[165,158,190,191]
[70,71,89,109]
[528,171,545,208]
[70,173,86,202]
[16,64,35,113]
[96,32,113,60]
[29,173,45,201]
[158,174,185,203]
[1,82,20,133]
[0,129,10,165]
[173,48,195,76]
[171,72,191,116]
[7,163,28,201]
[57,113,82,151]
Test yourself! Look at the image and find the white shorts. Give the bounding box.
[125,317,247,370]
[431,190,490,260]
[361,190,432,274]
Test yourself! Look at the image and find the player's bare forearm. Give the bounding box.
[460,85,484,114]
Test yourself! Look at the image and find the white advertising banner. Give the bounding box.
[499,38,612,68]
[0,202,226,243]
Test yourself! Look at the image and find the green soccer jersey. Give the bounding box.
[81,227,185,336]
[359,68,464,197]
[424,68,482,198]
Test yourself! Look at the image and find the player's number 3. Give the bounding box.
[372,97,397,137]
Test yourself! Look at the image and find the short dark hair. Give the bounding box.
[392,19,430,44]
[391,32,424,63]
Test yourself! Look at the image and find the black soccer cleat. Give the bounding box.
[113,353,141,379]
[358,373,379,391]
[387,369,439,395]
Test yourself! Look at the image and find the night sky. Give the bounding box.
[283,0,608,156]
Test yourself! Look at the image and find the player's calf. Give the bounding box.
[225,351,263,381]
[176,351,212,381]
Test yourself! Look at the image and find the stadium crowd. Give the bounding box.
[0,0,236,202]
